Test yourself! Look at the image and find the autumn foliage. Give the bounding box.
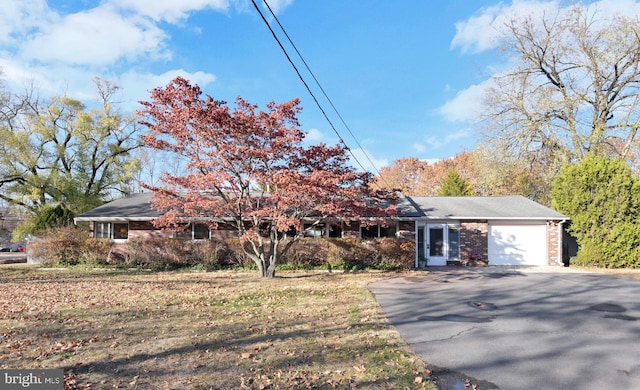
[375,152,479,196]
[138,77,396,277]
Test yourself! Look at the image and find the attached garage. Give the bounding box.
[406,196,568,267]
[488,223,548,266]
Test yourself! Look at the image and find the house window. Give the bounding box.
[361,225,378,238]
[380,223,397,238]
[193,223,209,239]
[361,222,397,238]
[173,223,210,240]
[448,226,460,260]
[174,223,211,239]
[94,222,128,239]
[113,223,129,240]
[94,222,111,239]
[304,223,325,237]
[174,227,192,239]
[417,226,426,262]
[328,223,343,238]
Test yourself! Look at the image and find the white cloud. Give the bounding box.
[452,0,640,54]
[412,143,427,153]
[422,158,442,165]
[585,0,640,18]
[303,128,325,143]
[451,4,503,53]
[0,0,296,100]
[0,55,101,99]
[349,148,389,173]
[111,0,229,23]
[420,128,472,151]
[0,0,54,46]
[263,0,295,15]
[20,5,169,66]
[451,0,560,53]
[436,80,491,124]
[0,1,225,109]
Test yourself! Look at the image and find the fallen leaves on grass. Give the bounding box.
[0,268,436,389]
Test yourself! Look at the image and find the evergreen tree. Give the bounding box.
[437,168,474,196]
[551,154,640,268]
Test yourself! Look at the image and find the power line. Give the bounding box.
[250,0,392,189]
[260,1,387,181]
[248,0,365,170]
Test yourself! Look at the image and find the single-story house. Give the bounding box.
[75,192,569,267]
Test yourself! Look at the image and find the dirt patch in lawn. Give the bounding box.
[0,266,436,389]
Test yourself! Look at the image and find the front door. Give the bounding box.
[427,224,447,266]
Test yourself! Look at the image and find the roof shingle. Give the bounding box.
[76,193,568,222]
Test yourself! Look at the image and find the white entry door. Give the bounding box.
[427,224,448,266]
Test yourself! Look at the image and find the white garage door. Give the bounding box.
[488,224,547,266]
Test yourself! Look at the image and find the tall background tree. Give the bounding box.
[375,152,479,196]
[139,77,396,278]
[479,4,640,202]
[472,146,552,204]
[0,77,142,236]
[374,157,429,195]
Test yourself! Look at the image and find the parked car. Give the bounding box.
[0,244,24,252]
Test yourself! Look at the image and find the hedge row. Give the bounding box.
[27,226,415,271]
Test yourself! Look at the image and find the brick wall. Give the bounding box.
[547,220,562,265]
[460,221,488,264]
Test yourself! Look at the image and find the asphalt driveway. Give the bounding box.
[368,267,640,390]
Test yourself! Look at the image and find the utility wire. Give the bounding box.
[250,0,391,189]
[260,1,388,183]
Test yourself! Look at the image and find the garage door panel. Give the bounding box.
[489,225,547,266]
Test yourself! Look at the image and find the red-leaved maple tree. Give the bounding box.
[138,77,396,277]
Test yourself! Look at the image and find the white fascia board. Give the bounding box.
[74,217,156,222]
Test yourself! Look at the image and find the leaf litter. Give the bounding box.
[0,267,436,389]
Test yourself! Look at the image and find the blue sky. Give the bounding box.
[1,0,635,173]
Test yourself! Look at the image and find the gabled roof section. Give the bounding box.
[75,192,160,222]
[407,195,567,220]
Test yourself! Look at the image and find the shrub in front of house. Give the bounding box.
[281,238,414,271]
[369,238,415,270]
[81,238,112,265]
[27,232,416,271]
[123,238,241,270]
[27,226,86,266]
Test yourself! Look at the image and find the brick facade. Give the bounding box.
[88,218,565,267]
[460,221,488,265]
[547,220,562,265]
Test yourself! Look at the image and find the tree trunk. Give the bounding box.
[248,249,278,278]
[254,258,276,277]
[265,261,277,278]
